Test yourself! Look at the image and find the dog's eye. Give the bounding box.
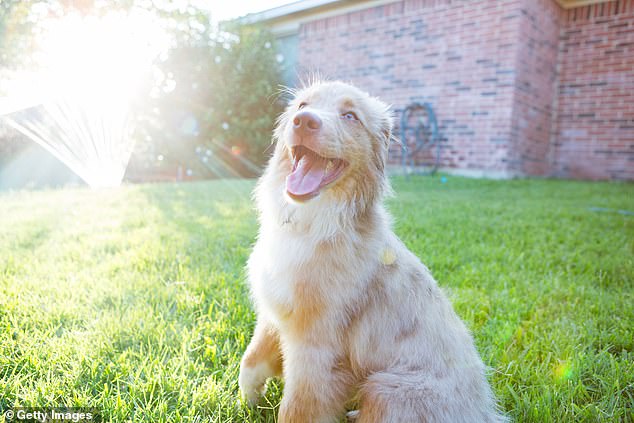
[298,102,308,110]
[342,111,359,121]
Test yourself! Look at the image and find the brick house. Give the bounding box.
[245,0,634,180]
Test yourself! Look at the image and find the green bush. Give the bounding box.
[132,21,284,178]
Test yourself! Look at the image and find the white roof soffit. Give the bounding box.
[241,0,617,36]
[555,0,617,9]
[240,0,346,24]
[239,0,397,36]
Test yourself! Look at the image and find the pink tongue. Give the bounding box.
[286,153,328,196]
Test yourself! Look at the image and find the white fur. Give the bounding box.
[239,81,507,422]
[238,361,275,405]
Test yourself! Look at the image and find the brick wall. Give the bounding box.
[299,0,524,176]
[554,0,634,180]
[294,0,634,179]
[511,0,561,175]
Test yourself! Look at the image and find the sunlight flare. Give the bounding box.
[0,9,169,188]
[554,360,574,381]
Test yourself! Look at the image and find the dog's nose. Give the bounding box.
[293,110,322,133]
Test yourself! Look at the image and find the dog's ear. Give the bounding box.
[371,100,394,154]
[367,95,393,148]
[378,110,394,148]
[370,104,394,174]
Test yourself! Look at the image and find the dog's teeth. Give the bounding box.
[326,160,334,172]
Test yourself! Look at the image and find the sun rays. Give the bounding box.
[1,9,169,188]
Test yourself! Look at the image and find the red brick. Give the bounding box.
[293,0,634,179]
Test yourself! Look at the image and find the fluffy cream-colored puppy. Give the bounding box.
[239,81,506,422]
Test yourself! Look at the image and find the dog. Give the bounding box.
[239,81,506,422]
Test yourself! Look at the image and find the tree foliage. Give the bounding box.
[0,0,36,69]
[134,20,284,178]
[0,1,284,178]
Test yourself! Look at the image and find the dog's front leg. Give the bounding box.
[239,319,283,404]
[279,343,352,423]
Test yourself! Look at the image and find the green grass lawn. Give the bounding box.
[0,176,632,422]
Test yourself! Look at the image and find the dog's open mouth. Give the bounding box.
[286,145,348,201]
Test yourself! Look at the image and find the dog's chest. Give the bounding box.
[249,231,338,326]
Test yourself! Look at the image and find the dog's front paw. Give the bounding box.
[238,361,272,405]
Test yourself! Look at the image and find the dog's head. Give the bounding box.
[271,81,393,209]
